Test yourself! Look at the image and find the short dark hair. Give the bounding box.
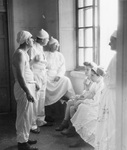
[36,37,43,41]
[83,61,94,68]
[92,67,105,77]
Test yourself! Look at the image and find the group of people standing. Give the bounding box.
[12,29,75,150]
[12,29,117,150]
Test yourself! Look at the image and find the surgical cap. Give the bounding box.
[48,36,59,45]
[111,30,117,38]
[17,30,32,44]
[92,66,105,77]
[37,29,49,39]
[83,61,97,68]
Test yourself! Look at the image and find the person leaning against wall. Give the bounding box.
[94,30,117,150]
[12,30,39,150]
[28,29,51,134]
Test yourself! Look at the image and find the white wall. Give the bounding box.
[59,0,76,71]
[12,0,58,50]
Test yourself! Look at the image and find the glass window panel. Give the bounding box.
[95,0,98,6]
[77,0,100,68]
[84,48,93,62]
[85,28,93,47]
[95,7,98,26]
[78,48,93,66]
[78,0,84,7]
[85,8,93,26]
[78,8,93,27]
[78,9,85,27]
[78,29,85,47]
[78,0,93,7]
[95,27,98,47]
[85,0,93,6]
[78,28,93,47]
[78,48,85,66]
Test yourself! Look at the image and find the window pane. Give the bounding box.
[85,0,93,6]
[78,9,85,27]
[85,8,93,26]
[95,7,98,26]
[95,27,98,47]
[78,48,84,66]
[78,0,93,7]
[95,0,98,6]
[78,29,85,47]
[85,28,93,47]
[84,48,93,62]
[78,48,93,66]
[78,8,93,27]
[78,28,93,47]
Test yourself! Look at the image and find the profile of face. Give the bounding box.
[109,36,117,50]
[38,38,49,46]
[84,66,91,77]
[27,37,34,47]
[49,43,59,52]
[90,70,100,82]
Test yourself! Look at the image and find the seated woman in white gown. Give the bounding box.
[70,66,105,147]
[55,61,97,131]
[44,37,75,119]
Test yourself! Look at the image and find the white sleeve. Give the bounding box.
[57,52,66,77]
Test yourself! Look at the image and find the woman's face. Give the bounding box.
[27,37,34,47]
[84,66,91,77]
[109,36,117,50]
[90,70,99,82]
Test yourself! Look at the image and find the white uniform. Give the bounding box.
[29,42,47,127]
[44,51,75,106]
[71,78,104,147]
[94,55,116,150]
[13,50,36,143]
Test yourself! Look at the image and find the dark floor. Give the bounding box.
[0,113,93,150]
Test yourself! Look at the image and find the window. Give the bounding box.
[76,0,100,69]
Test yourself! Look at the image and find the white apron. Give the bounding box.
[45,51,75,106]
[29,43,47,127]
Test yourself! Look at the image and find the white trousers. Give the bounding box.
[14,82,35,143]
[32,71,47,129]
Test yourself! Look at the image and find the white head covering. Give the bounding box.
[37,29,49,39]
[90,62,98,68]
[48,36,59,46]
[92,66,105,77]
[111,30,117,38]
[17,30,32,44]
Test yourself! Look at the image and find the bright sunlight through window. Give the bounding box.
[100,0,118,69]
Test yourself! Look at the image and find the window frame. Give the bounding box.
[75,0,100,70]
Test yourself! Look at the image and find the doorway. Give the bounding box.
[0,0,11,113]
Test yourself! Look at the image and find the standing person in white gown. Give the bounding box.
[94,31,117,150]
[28,29,49,133]
[12,31,38,150]
[44,37,75,106]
